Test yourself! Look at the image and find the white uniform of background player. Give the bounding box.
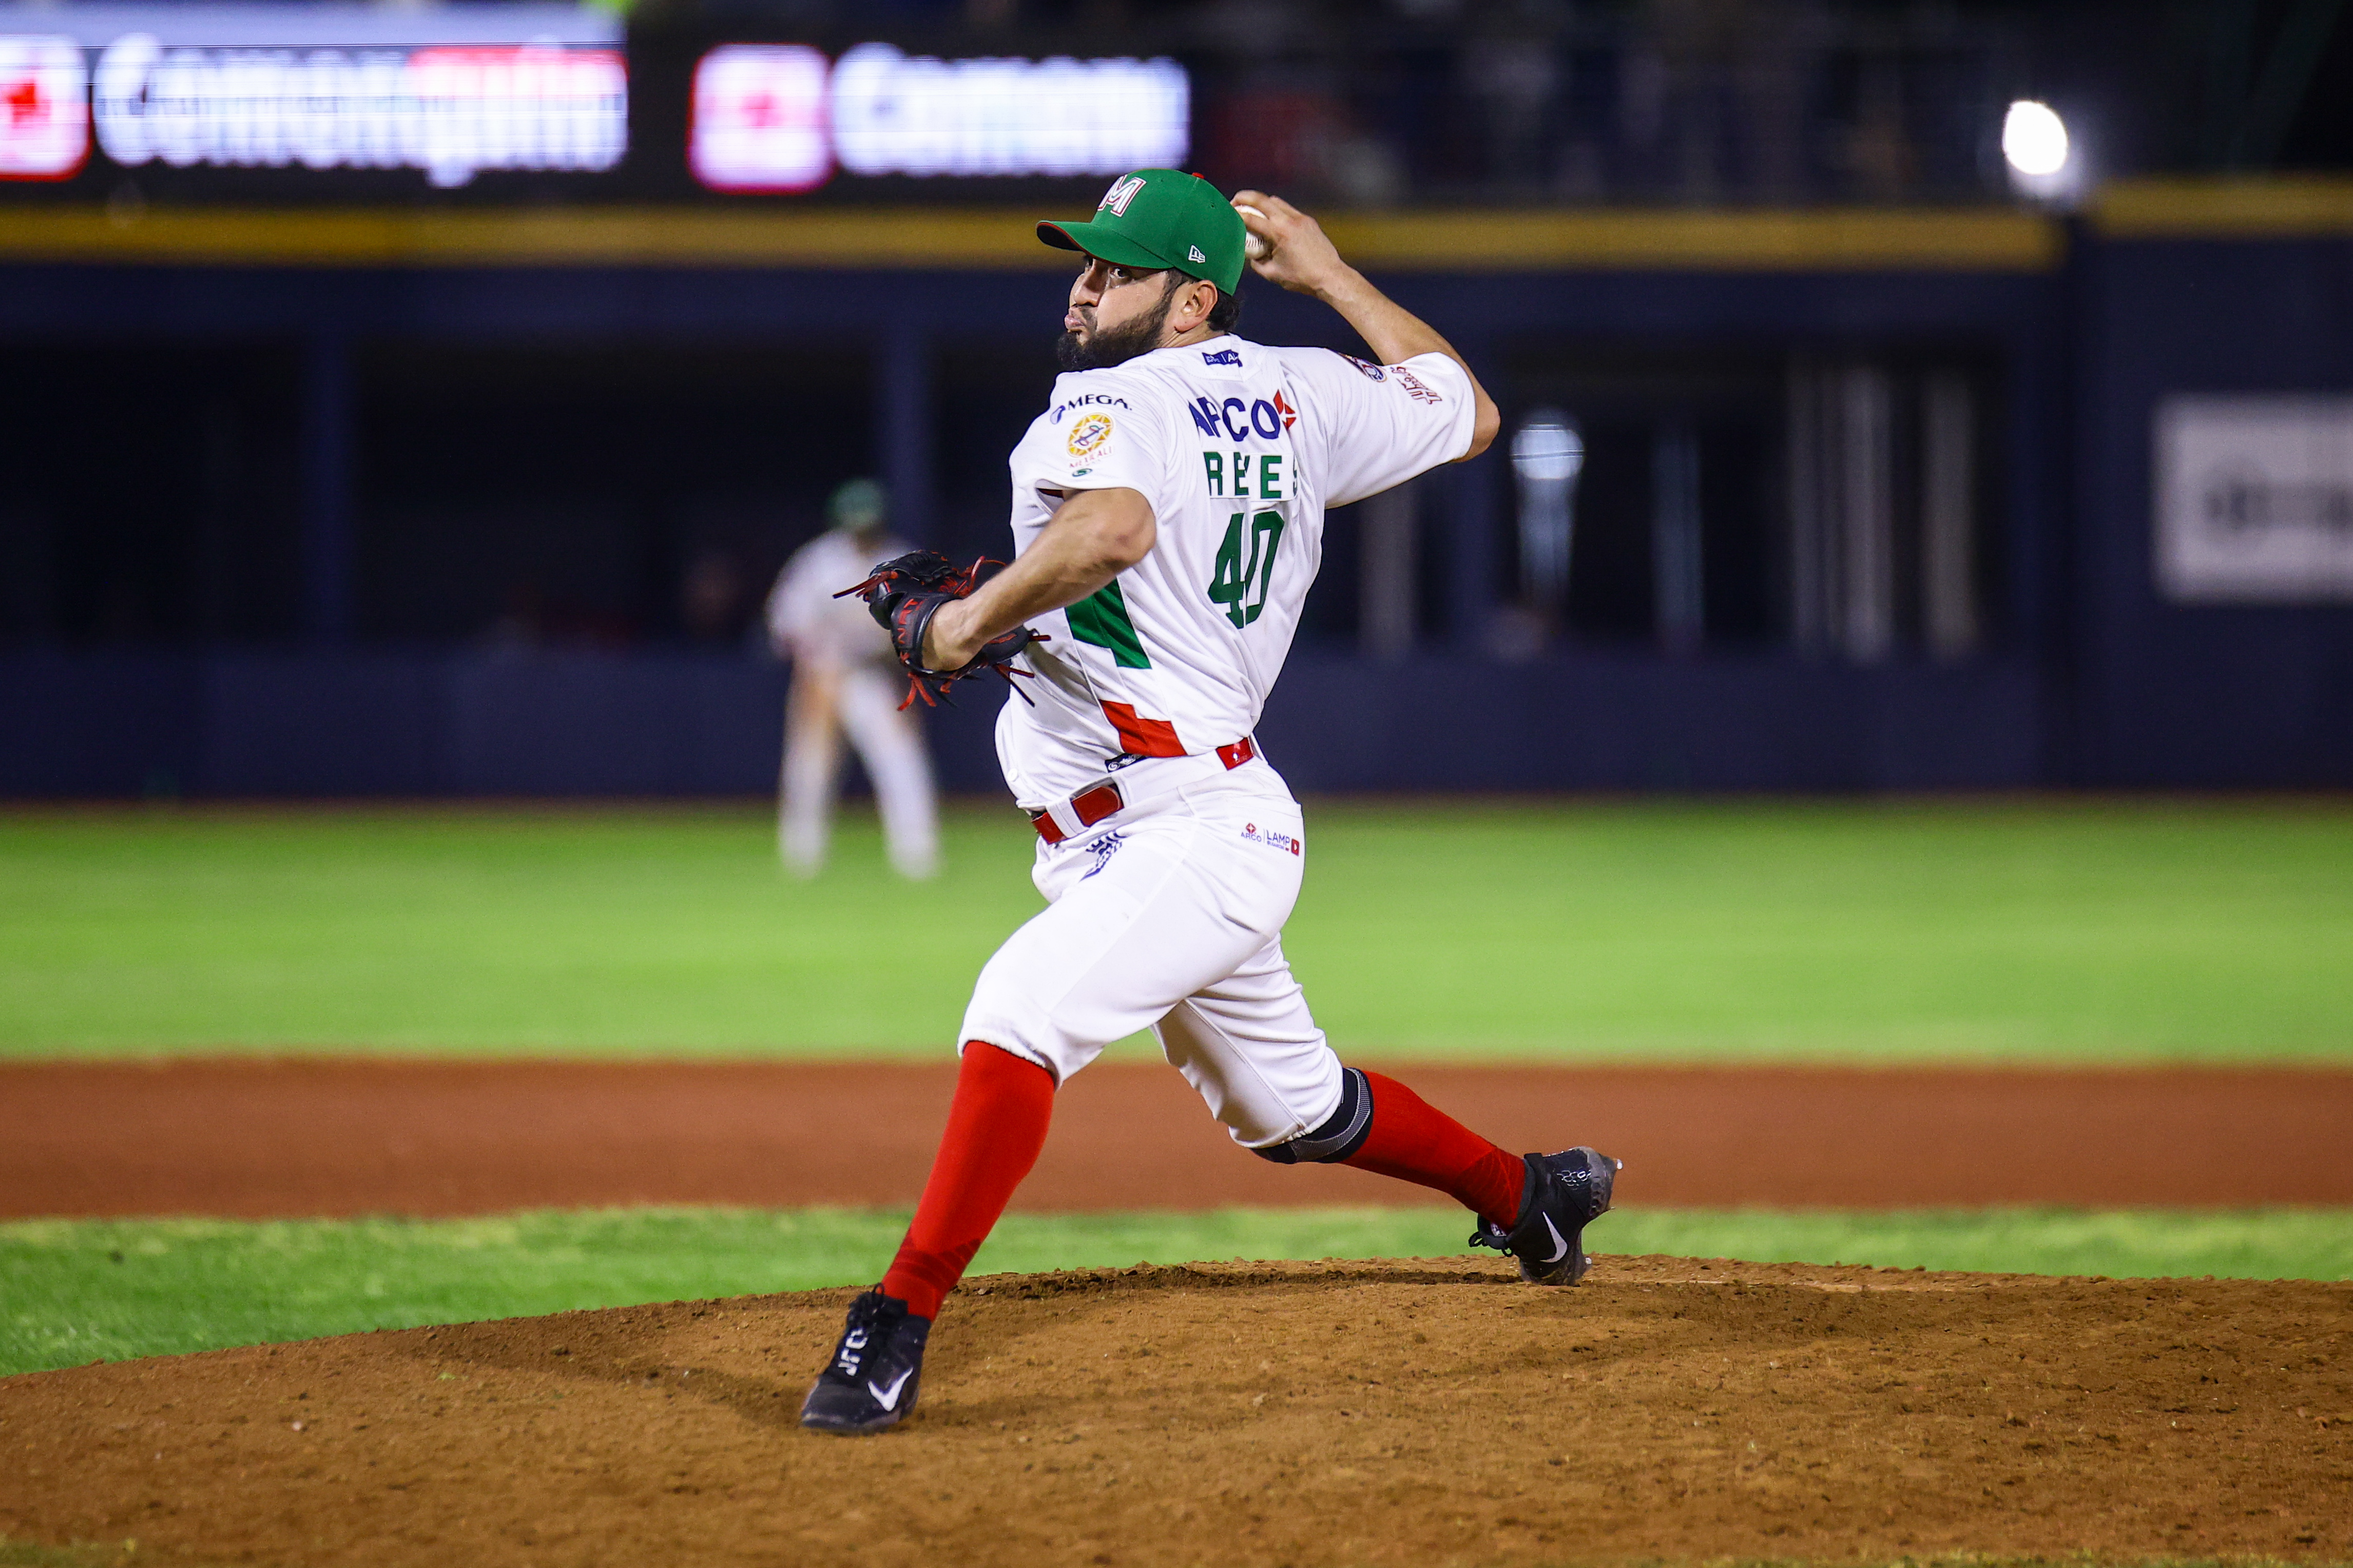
[764,479,939,880]
[968,339,1473,1146]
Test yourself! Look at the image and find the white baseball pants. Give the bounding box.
[958,754,1346,1149]
[780,663,939,880]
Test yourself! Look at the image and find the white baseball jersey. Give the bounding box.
[995,336,1476,809]
[766,530,910,671]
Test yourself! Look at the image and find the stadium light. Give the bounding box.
[1511,416,1584,485]
[2001,100,2069,178]
[1511,411,1583,614]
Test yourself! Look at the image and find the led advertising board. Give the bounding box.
[690,42,1188,194]
[0,35,88,179]
[690,45,828,194]
[2,10,1193,199]
[0,3,624,187]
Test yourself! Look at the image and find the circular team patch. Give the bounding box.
[1067,413,1114,459]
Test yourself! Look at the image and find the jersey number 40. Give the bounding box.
[1208,508,1286,629]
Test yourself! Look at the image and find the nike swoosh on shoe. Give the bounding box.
[868,1367,914,1410]
[1541,1213,1570,1263]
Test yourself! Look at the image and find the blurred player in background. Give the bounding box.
[763,479,940,880]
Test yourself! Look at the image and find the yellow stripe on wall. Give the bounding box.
[2095,177,2353,239]
[0,207,1058,268]
[0,204,2065,273]
[1325,208,2060,272]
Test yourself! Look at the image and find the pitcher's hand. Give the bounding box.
[1231,191,1355,302]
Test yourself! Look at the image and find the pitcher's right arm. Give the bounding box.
[1230,191,1500,461]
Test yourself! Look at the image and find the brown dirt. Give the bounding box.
[6,1060,2353,1218]
[4,1256,2349,1568]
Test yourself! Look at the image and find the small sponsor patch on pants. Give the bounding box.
[1239,821,1302,856]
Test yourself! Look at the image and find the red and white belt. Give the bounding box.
[1030,735,1258,845]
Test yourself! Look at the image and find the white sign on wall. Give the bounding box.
[0,35,90,179]
[94,37,625,188]
[690,45,829,193]
[0,4,626,187]
[2155,395,2353,603]
[689,41,1188,193]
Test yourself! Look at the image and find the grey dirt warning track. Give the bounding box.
[4,1257,2349,1568]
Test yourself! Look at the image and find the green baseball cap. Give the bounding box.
[1038,169,1247,296]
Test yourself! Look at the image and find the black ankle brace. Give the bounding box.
[1250,1067,1374,1165]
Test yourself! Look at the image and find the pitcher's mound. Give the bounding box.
[4,1256,2348,1567]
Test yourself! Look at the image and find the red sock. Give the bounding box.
[1340,1070,1526,1230]
[880,1042,1055,1319]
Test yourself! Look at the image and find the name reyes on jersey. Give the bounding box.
[1201,451,1284,499]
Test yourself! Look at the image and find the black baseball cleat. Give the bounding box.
[1469,1147,1622,1286]
[800,1289,932,1435]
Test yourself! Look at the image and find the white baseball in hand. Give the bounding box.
[1235,204,1271,261]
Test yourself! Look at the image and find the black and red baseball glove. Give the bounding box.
[835,550,1045,710]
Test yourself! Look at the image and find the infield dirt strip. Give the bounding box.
[4,1259,2350,1567]
[7,1068,2353,1567]
[6,1061,2353,1216]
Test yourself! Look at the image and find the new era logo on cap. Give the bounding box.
[1188,244,1206,262]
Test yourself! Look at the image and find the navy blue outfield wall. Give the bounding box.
[3,217,2352,792]
[0,648,2043,799]
[2067,235,2353,788]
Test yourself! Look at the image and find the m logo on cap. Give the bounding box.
[1100,175,1145,215]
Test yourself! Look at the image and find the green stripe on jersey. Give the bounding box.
[1067,578,1150,668]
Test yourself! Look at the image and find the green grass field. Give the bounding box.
[6,799,2351,1060]
[7,1206,2350,1378]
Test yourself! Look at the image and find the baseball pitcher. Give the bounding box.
[803,171,1618,1434]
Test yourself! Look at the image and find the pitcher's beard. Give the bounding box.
[1056,295,1174,371]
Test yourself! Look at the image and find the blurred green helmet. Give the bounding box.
[828,478,888,533]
